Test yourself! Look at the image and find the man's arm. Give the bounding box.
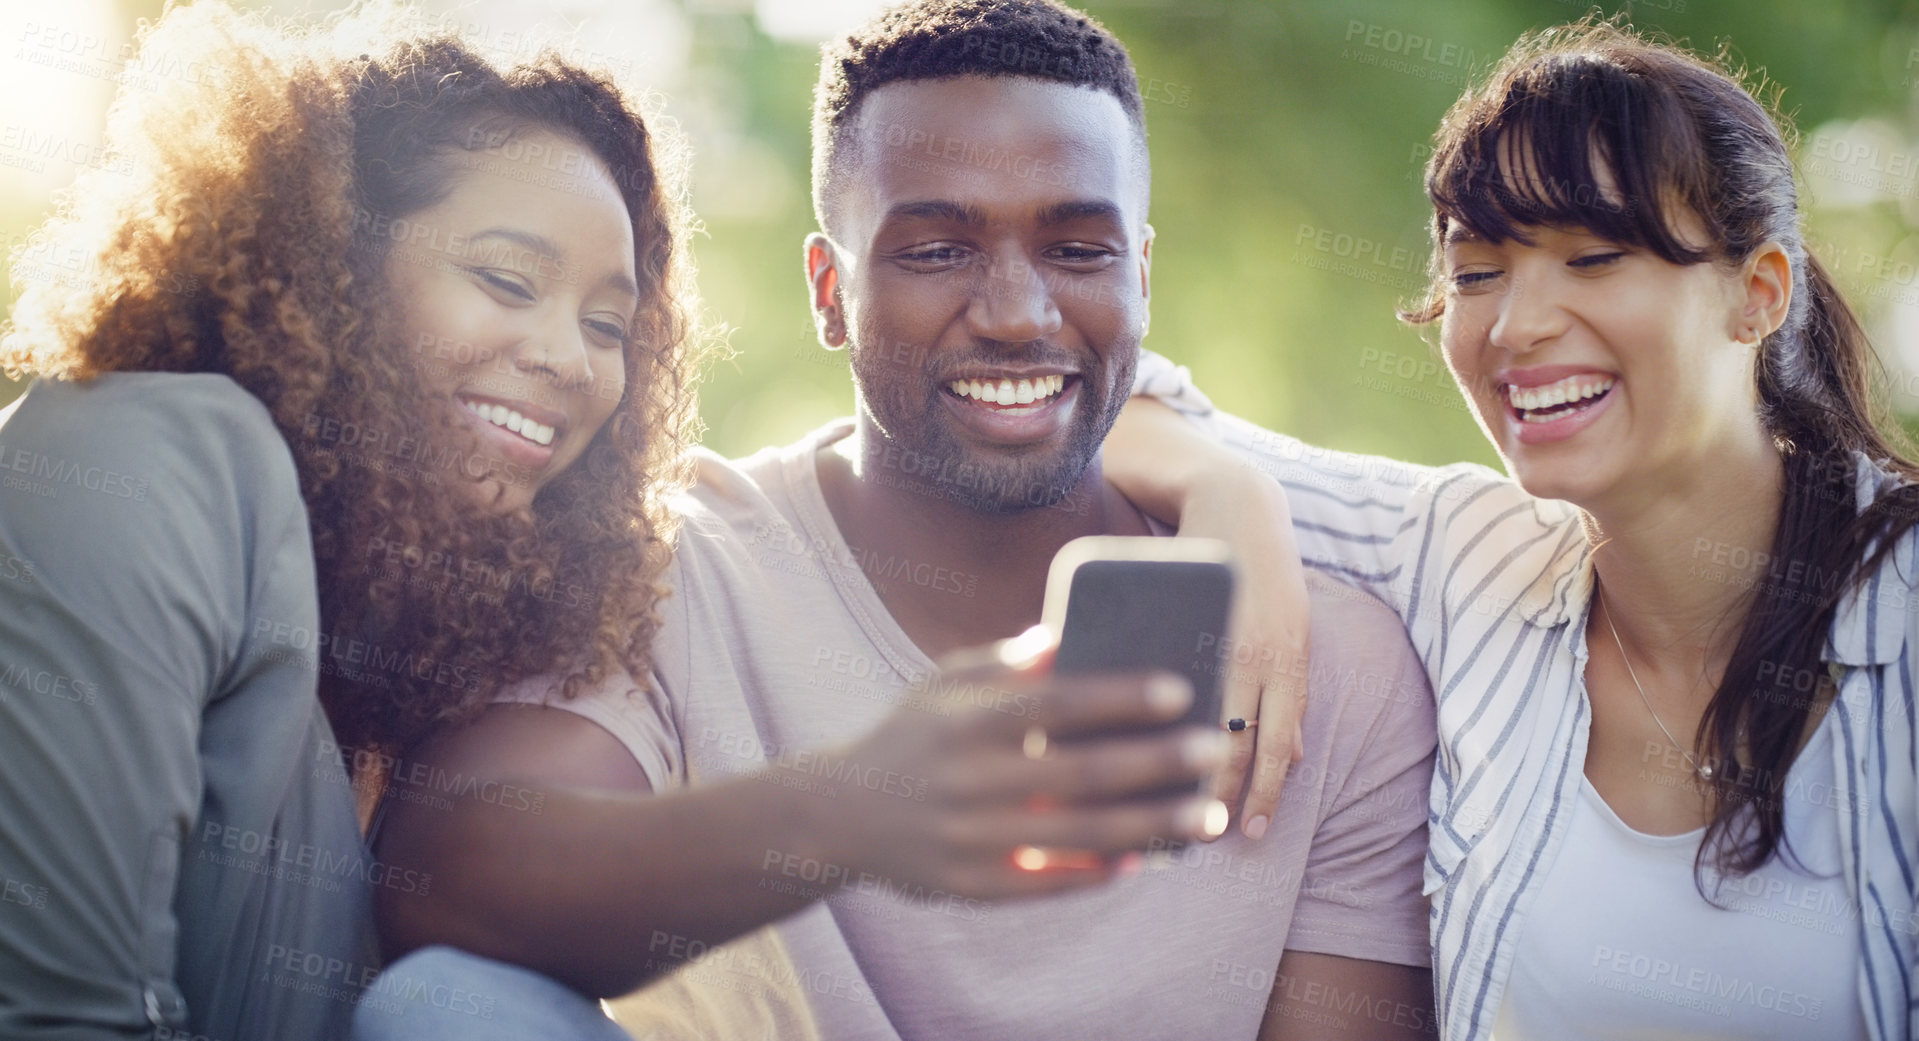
[374,654,1229,998]
[1255,580,1439,1040]
[373,703,829,998]
[1261,951,1435,1041]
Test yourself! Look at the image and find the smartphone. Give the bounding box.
[1042,535,1236,735]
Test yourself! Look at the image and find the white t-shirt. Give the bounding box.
[1495,709,1867,1039]
[506,423,1438,1040]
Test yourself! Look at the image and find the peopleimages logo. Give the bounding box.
[702,729,930,803]
[1588,945,1823,1019]
[750,851,992,925]
[0,443,150,501]
[318,739,547,816]
[265,943,498,1019]
[0,661,98,705]
[254,617,479,693]
[2,877,49,910]
[198,821,431,896]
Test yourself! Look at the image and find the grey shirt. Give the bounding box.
[0,373,377,1040]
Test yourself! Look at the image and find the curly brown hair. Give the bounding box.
[1,2,708,757]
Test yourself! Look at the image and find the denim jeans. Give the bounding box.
[350,946,631,1041]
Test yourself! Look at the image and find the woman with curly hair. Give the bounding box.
[0,3,701,1038]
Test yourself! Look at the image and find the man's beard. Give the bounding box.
[849,341,1137,515]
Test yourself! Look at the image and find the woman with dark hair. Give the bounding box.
[1110,19,1918,1041]
[0,4,702,1037]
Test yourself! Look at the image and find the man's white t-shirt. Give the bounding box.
[507,422,1438,1040]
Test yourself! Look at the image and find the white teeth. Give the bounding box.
[461,398,557,447]
[946,374,1070,406]
[1506,376,1615,415]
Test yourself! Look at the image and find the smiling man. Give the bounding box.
[807,73,1147,519]
[363,2,1438,1039]
[768,5,1435,1035]
[802,71,1154,659]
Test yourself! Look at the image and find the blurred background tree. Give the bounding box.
[6,0,1919,469]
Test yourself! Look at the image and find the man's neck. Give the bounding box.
[816,423,1152,661]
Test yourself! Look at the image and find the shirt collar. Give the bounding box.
[1825,452,1913,667]
[1507,452,1910,667]
[1509,498,1594,628]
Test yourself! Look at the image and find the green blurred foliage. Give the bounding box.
[682,0,1919,466]
[8,0,1919,470]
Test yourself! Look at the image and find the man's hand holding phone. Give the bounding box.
[804,537,1241,904]
[812,627,1230,904]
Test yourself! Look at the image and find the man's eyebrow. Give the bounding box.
[1035,200,1124,228]
[882,200,987,227]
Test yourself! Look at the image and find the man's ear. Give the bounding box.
[1736,241,1791,347]
[804,232,847,349]
[1138,223,1155,337]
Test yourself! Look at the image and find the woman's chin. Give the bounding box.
[454,474,536,516]
[1502,456,1600,507]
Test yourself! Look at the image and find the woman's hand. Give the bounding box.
[1103,398,1312,838]
[1178,474,1308,839]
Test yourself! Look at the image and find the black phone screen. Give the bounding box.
[1051,558,1234,731]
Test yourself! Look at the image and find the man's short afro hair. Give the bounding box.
[810,0,1146,232]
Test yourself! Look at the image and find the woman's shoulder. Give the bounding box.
[7,371,279,438]
[1847,451,1919,584]
[2,372,294,496]
[1412,459,1580,543]
[0,373,307,584]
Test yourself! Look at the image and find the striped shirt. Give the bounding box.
[1134,352,1919,1041]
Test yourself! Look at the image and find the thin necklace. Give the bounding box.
[1597,586,1714,781]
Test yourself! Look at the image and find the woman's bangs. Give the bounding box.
[1430,54,1704,261]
